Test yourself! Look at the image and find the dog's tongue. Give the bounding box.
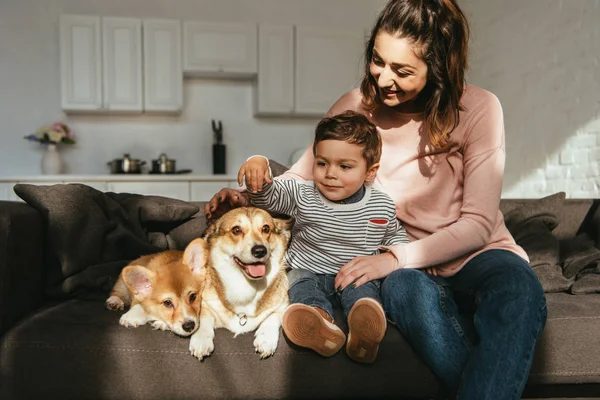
[245,263,266,278]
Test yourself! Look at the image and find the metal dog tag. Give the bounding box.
[238,313,247,326]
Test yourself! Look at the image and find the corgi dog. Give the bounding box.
[188,207,291,360]
[105,246,206,337]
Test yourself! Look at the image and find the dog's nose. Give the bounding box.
[182,320,196,332]
[251,245,267,258]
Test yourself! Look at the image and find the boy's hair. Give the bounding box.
[313,110,382,168]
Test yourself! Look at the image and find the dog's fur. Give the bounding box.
[188,207,291,360]
[105,247,206,337]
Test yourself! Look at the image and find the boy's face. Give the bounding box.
[313,140,378,201]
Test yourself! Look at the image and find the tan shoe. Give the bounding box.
[282,304,346,357]
[346,298,387,364]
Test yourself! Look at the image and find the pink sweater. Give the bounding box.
[281,84,528,277]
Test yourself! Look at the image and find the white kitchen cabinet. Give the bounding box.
[183,21,257,78]
[102,17,143,112]
[0,183,11,201]
[107,182,190,201]
[294,26,365,116]
[143,19,183,113]
[60,15,181,113]
[60,15,103,111]
[254,25,295,116]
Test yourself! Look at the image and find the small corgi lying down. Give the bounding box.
[188,207,292,360]
[105,245,206,337]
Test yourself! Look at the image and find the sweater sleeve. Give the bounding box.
[248,179,300,217]
[385,93,507,270]
[280,89,364,181]
[381,218,410,247]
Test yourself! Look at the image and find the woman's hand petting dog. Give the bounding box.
[204,188,251,223]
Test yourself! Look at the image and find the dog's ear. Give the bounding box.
[183,238,208,275]
[203,221,218,238]
[274,216,294,233]
[274,216,294,245]
[122,265,156,300]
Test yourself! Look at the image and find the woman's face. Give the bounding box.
[369,31,428,112]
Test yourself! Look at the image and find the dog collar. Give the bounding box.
[237,313,248,326]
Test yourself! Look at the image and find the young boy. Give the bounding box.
[238,110,409,364]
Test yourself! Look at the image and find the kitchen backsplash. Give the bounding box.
[21,79,320,176]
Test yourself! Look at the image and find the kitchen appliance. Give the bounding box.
[107,154,146,174]
[212,119,226,174]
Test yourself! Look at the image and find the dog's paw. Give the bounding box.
[119,310,147,328]
[105,295,125,311]
[189,334,214,360]
[253,327,280,359]
[149,320,169,331]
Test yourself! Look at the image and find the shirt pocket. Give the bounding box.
[364,219,389,249]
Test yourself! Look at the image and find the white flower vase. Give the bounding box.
[41,144,63,174]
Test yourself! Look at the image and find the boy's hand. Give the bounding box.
[238,156,272,193]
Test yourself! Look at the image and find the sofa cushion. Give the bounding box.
[13,183,199,299]
[0,300,438,399]
[502,192,571,292]
[269,159,290,177]
[503,192,566,232]
[529,292,600,385]
[560,233,600,294]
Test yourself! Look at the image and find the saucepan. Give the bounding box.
[107,154,146,174]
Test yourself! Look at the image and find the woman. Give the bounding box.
[204,0,547,398]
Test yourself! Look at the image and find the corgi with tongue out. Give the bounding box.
[189,206,292,360]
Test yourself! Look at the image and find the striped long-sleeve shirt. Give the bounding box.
[249,179,410,275]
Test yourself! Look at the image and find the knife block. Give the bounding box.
[212,143,226,174]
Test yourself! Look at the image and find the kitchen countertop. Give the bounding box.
[0,174,239,182]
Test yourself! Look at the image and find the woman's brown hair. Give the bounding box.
[361,0,470,148]
[313,110,382,168]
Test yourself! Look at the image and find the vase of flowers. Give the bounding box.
[24,122,76,174]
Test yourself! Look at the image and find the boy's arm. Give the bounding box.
[248,179,299,217]
[380,218,410,247]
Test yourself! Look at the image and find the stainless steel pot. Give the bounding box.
[107,154,146,174]
[151,153,176,174]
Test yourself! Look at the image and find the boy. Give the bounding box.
[238,110,409,364]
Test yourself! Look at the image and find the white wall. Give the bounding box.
[2,0,599,199]
[0,0,386,176]
[462,0,600,198]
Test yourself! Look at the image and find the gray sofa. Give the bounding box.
[1,183,600,399]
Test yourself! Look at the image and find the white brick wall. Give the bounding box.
[461,0,600,198]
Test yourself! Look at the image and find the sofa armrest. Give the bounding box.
[0,201,45,337]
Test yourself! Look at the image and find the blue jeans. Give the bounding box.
[287,268,382,321]
[381,250,547,400]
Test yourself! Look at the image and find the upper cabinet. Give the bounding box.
[255,25,295,115]
[143,19,183,112]
[101,17,143,112]
[254,25,366,117]
[59,15,182,114]
[59,15,365,118]
[183,22,257,78]
[59,15,103,111]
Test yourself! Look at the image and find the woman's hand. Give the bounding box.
[238,156,271,193]
[334,252,399,291]
[204,188,251,223]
